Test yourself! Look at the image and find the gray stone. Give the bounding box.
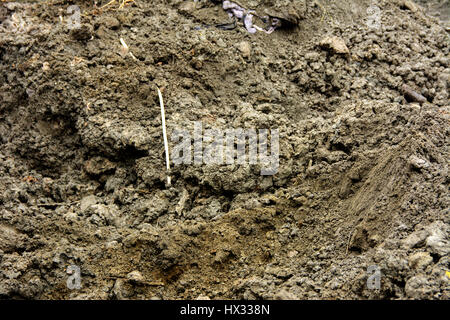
[319,36,349,54]
[238,41,251,58]
[126,270,145,284]
[80,195,97,212]
[405,275,435,299]
[409,155,430,170]
[402,230,428,249]
[425,221,450,257]
[0,224,25,252]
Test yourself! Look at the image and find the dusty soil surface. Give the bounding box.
[0,0,449,299]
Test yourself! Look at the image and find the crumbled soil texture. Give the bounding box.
[0,0,449,299]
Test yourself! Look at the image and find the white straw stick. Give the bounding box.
[157,87,171,186]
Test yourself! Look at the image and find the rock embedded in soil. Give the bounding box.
[399,0,419,12]
[237,41,251,58]
[402,230,429,249]
[0,225,26,253]
[80,195,97,212]
[408,252,433,270]
[319,36,350,55]
[408,155,430,170]
[126,270,145,284]
[402,84,427,103]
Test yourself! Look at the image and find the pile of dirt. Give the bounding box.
[0,0,448,299]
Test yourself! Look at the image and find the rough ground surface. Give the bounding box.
[0,0,449,299]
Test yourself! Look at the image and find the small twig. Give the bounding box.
[157,87,171,187]
[345,230,354,255]
[100,0,116,10]
[106,275,164,286]
[101,0,135,11]
[34,200,80,207]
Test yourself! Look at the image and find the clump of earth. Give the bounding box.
[0,0,448,299]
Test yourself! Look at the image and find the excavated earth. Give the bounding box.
[0,0,449,299]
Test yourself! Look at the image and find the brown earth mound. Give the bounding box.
[0,0,448,299]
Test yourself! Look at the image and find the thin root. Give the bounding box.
[101,0,135,11]
[314,0,334,25]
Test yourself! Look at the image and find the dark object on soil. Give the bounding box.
[402,84,427,104]
[264,15,297,30]
[219,1,299,34]
[70,24,93,41]
[194,20,237,31]
[262,7,300,30]
[215,20,237,30]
